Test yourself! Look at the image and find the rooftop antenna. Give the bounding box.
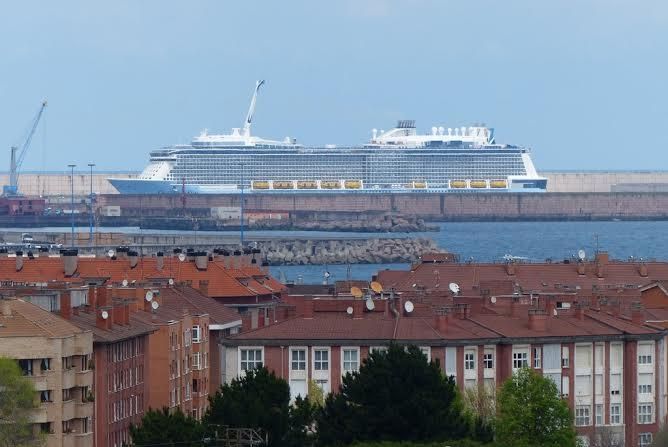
[243,80,265,137]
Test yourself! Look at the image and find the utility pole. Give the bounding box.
[68,164,76,248]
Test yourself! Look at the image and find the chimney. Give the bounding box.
[577,262,586,275]
[233,250,242,269]
[546,299,556,317]
[195,252,209,270]
[156,252,164,271]
[96,307,113,330]
[112,304,124,325]
[128,251,139,269]
[528,308,548,331]
[15,251,24,272]
[596,263,604,279]
[631,302,644,325]
[60,291,72,320]
[505,262,516,276]
[0,248,8,258]
[510,299,522,317]
[455,303,470,320]
[222,251,231,269]
[352,299,364,318]
[574,303,586,321]
[124,302,130,324]
[63,250,78,277]
[595,252,609,265]
[198,280,209,296]
[303,299,314,318]
[434,312,448,334]
[1,299,12,317]
[639,263,648,277]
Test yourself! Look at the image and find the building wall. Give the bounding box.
[0,173,137,197]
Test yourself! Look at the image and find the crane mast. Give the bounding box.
[4,100,47,196]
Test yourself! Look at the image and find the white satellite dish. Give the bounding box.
[145,291,153,302]
[490,296,497,304]
[553,308,558,316]
[346,306,354,315]
[151,300,159,311]
[101,310,109,320]
[449,282,460,294]
[324,271,330,278]
[107,249,115,258]
[365,298,375,311]
[168,278,174,285]
[178,253,186,262]
[121,279,128,287]
[578,249,586,260]
[404,300,414,313]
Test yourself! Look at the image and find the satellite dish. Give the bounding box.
[346,306,354,315]
[365,298,375,311]
[578,249,586,260]
[490,296,497,304]
[449,282,460,294]
[324,271,330,278]
[404,300,414,313]
[107,249,115,258]
[145,291,153,302]
[350,287,363,299]
[101,310,109,320]
[121,279,128,287]
[178,253,186,262]
[553,308,558,316]
[151,300,159,310]
[168,278,174,285]
[370,281,383,294]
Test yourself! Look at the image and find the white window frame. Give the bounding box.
[512,351,528,369]
[341,347,360,376]
[313,348,330,371]
[419,346,431,362]
[192,352,201,370]
[639,433,653,447]
[239,347,263,373]
[638,403,653,424]
[192,325,201,343]
[533,347,542,369]
[483,352,494,370]
[595,404,603,425]
[562,346,570,368]
[575,405,591,426]
[465,351,476,370]
[610,403,622,425]
[312,346,331,395]
[290,347,307,371]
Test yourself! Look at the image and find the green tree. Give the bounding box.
[462,382,496,443]
[205,367,290,447]
[129,407,205,446]
[284,396,318,447]
[0,358,41,447]
[316,343,468,446]
[496,368,576,447]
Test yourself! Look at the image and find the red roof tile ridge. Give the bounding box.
[465,317,507,337]
[231,315,301,339]
[584,309,647,333]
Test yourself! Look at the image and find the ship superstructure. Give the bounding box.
[109,82,546,194]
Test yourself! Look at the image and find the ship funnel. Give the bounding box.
[372,128,377,139]
[431,127,437,135]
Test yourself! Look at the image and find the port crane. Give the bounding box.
[3,100,47,196]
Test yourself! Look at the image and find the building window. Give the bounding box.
[610,404,621,425]
[638,404,653,424]
[533,347,542,369]
[639,383,652,394]
[465,352,475,370]
[62,388,72,401]
[40,358,51,372]
[483,352,494,369]
[192,352,201,370]
[638,354,652,365]
[561,346,570,368]
[62,420,73,434]
[240,349,262,371]
[40,422,52,434]
[19,359,33,376]
[291,349,306,371]
[314,349,329,370]
[420,347,431,361]
[595,404,603,425]
[192,325,201,343]
[342,349,359,373]
[40,390,52,403]
[575,405,590,426]
[639,433,653,447]
[513,352,528,369]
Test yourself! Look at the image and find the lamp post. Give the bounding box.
[87,163,95,249]
[68,164,76,248]
[239,163,245,247]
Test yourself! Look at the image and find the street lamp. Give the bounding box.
[87,163,95,248]
[68,164,76,248]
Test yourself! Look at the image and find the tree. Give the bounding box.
[0,358,41,447]
[462,381,496,443]
[205,367,290,447]
[316,343,468,446]
[496,368,576,447]
[129,407,205,446]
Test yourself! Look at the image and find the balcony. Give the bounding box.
[62,400,76,421]
[62,432,93,447]
[75,402,93,419]
[62,368,76,389]
[74,370,93,388]
[31,406,48,424]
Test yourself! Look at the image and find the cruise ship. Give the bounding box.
[109,81,547,194]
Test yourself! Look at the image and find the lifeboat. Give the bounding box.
[470,180,487,189]
[490,179,508,188]
[273,181,294,190]
[450,180,467,189]
[321,180,341,189]
[252,181,269,190]
[297,180,318,189]
[344,180,362,189]
[413,181,427,189]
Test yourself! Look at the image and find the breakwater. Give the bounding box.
[97,192,668,221]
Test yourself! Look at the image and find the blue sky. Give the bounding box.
[1,0,667,172]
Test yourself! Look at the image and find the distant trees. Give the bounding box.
[0,358,41,447]
[129,407,205,446]
[495,368,576,447]
[317,344,468,446]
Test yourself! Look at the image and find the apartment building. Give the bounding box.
[0,297,94,447]
[223,294,666,447]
